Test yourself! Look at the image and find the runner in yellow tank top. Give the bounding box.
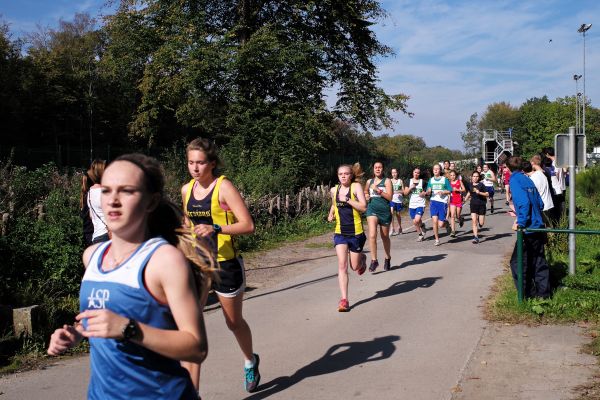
[181,138,260,395]
[328,164,367,312]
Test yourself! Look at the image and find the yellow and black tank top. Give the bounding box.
[333,183,363,236]
[184,176,238,262]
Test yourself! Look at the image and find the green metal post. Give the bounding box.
[517,228,524,303]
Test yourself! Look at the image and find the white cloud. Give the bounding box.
[373,0,600,149]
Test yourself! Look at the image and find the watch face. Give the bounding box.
[124,320,138,340]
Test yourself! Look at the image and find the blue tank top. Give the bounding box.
[80,238,197,400]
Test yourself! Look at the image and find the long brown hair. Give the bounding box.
[112,153,219,293]
[80,159,106,208]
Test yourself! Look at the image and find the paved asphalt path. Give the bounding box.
[0,204,517,400]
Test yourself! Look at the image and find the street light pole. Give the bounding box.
[578,23,592,138]
[573,74,582,133]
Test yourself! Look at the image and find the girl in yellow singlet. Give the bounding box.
[328,164,367,312]
[181,138,260,395]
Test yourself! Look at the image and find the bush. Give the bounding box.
[0,163,84,308]
[576,166,600,198]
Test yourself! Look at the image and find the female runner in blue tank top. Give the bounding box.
[47,154,215,400]
[181,138,260,394]
[328,164,367,312]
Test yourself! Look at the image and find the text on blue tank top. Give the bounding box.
[186,182,214,225]
[337,186,358,236]
[80,238,196,399]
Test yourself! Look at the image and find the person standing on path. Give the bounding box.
[328,164,368,312]
[48,154,214,400]
[482,164,497,213]
[364,161,393,272]
[529,155,555,224]
[425,164,452,246]
[448,170,466,238]
[181,138,260,394]
[389,168,405,236]
[543,147,566,224]
[507,156,550,299]
[404,167,427,242]
[464,170,489,244]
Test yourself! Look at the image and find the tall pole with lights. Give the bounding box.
[574,74,582,133]
[578,23,592,138]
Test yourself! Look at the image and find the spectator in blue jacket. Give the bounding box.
[507,156,550,299]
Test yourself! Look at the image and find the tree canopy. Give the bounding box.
[462,97,600,159]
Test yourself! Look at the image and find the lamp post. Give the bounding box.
[578,23,592,138]
[573,74,582,134]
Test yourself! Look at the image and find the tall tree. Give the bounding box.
[102,0,411,193]
[478,101,520,132]
[460,112,481,156]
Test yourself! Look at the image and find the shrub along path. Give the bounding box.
[0,203,597,399]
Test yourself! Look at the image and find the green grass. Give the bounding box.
[488,193,600,324]
[238,208,333,253]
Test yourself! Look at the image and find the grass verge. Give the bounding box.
[487,193,600,323]
[239,208,332,253]
[485,192,600,399]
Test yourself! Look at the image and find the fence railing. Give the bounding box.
[516,227,600,303]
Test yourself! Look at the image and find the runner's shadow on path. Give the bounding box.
[243,335,400,399]
[381,254,447,272]
[206,274,338,309]
[482,233,513,242]
[249,254,337,270]
[351,276,442,310]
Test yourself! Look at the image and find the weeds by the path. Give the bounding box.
[486,188,600,399]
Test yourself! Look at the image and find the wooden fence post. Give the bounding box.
[268,197,275,214]
[1,213,9,236]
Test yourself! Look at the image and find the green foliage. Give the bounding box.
[576,166,600,198]
[0,163,84,306]
[461,112,481,156]
[237,209,332,253]
[100,0,410,183]
[479,101,520,132]
[489,194,600,323]
[464,96,600,159]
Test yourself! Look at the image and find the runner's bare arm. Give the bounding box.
[380,179,393,202]
[328,188,336,222]
[180,183,192,227]
[76,246,208,364]
[350,183,367,212]
[217,178,255,235]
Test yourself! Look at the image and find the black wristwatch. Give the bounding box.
[120,318,139,341]
[213,224,222,234]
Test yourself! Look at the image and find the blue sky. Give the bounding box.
[1,0,598,150]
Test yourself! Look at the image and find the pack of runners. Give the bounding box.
[48,141,509,399]
[329,161,506,311]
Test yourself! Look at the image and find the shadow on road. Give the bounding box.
[351,276,442,310]
[243,273,338,302]
[388,254,447,271]
[248,254,337,271]
[482,232,513,242]
[243,335,400,399]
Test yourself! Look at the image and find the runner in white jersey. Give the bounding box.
[482,164,496,213]
[403,167,427,241]
[425,164,452,246]
[389,168,404,236]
